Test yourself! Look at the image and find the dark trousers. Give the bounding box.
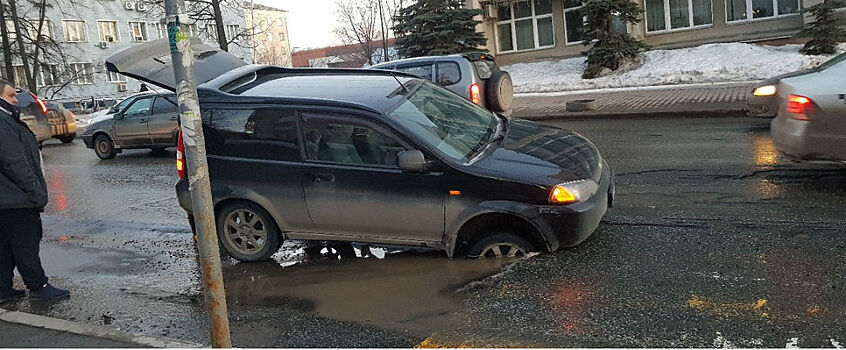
[0,208,48,291]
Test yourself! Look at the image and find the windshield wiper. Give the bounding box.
[466,116,507,160]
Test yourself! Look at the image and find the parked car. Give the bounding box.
[16,89,52,144]
[45,102,78,143]
[106,39,612,261]
[749,52,846,118]
[369,53,514,116]
[81,91,180,159]
[770,52,846,163]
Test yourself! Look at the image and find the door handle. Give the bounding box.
[138,118,147,123]
[169,116,178,120]
[312,173,335,183]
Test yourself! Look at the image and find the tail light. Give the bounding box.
[786,94,812,119]
[30,92,47,114]
[469,83,481,105]
[176,129,186,179]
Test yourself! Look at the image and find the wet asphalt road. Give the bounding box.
[3,117,844,347]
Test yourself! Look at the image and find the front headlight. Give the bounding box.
[549,179,599,204]
[753,85,777,96]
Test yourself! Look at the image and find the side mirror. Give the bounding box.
[113,112,123,120]
[398,150,428,173]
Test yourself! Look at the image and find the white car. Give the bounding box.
[770,52,846,163]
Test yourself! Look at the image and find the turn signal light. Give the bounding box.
[469,83,481,105]
[550,186,577,204]
[786,94,811,119]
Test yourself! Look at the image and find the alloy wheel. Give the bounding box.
[223,209,268,255]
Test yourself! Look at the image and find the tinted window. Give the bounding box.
[436,62,461,86]
[112,96,136,114]
[123,97,153,118]
[15,91,35,108]
[152,97,178,114]
[207,109,300,162]
[396,64,433,81]
[302,113,406,167]
[472,60,499,80]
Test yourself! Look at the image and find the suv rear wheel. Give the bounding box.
[466,231,535,258]
[216,201,283,262]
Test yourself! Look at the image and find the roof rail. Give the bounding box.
[201,64,420,93]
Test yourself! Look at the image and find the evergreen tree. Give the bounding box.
[392,0,487,58]
[581,0,648,79]
[799,0,846,55]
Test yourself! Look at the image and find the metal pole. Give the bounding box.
[163,0,232,347]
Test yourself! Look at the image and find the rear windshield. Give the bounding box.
[472,60,500,80]
[16,92,35,108]
[814,52,846,72]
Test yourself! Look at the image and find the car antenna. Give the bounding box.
[389,72,410,94]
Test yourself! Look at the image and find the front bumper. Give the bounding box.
[747,94,778,118]
[771,115,846,162]
[533,160,613,250]
[81,134,94,148]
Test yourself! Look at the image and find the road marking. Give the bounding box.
[786,337,799,348]
[713,332,735,348]
[687,295,770,318]
[831,338,843,349]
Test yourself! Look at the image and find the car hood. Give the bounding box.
[468,119,603,185]
[89,111,115,125]
[105,38,246,91]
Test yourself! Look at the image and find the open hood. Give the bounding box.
[105,38,247,91]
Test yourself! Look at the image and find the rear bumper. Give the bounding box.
[747,95,778,118]
[175,179,192,214]
[771,115,846,162]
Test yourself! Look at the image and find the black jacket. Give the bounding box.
[0,99,48,210]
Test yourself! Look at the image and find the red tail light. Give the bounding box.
[469,83,481,105]
[786,94,812,119]
[176,129,186,179]
[30,92,47,114]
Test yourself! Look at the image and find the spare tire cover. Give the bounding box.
[486,71,513,111]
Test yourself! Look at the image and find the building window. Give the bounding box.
[27,19,52,40]
[107,70,125,83]
[646,0,712,31]
[97,20,118,42]
[68,63,94,84]
[726,0,798,22]
[562,0,586,43]
[276,17,283,26]
[62,20,87,42]
[496,0,555,53]
[226,24,240,41]
[153,22,166,39]
[266,16,271,26]
[279,32,285,41]
[129,22,148,42]
[207,23,218,41]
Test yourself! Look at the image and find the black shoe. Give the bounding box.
[0,289,26,304]
[29,283,70,299]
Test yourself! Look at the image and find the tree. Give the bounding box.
[799,0,846,55]
[392,0,487,58]
[140,0,260,54]
[581,0,648,79]
[334,0,382,66]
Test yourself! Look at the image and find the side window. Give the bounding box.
[123,97,153,118]
[396,64,433,81]
[302,113,407,167]
[436,62,461,86]
[112,96,135,114]
[152,97,178,114]
[207,108,301,161]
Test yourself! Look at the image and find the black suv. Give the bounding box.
[107,39,614,261]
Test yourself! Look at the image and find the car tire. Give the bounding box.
[58,134,75,143]
[94,134,116,160]
[216,201,283,262]
[466,231,535,258]
[486,71,513,112]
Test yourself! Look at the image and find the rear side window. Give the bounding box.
[436,62,461,86]
[472,60,499,80]
[152,97,178,114]
[207,109,301,162]
[15,92,35,108]
[302,113,407,167]
[396,64,433,81]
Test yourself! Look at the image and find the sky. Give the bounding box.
[253,0,340,51]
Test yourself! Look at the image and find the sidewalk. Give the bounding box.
[512,82,753,120]
[0,308,200,348]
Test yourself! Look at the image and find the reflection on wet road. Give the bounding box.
[4,117,844,347]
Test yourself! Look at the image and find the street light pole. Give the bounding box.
[163,0,232,347]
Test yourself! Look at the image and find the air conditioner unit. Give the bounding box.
[117,83,127,92]
[135,2,148,11]
[124,1,134,10]
[98,41,109,49]
[483,4,497,19]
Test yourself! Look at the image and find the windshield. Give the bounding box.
[388,82,498,162]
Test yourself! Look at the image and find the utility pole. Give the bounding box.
[163,0,232,347]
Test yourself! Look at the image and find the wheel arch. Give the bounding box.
[213,197,285,240]
[451,211,549,257]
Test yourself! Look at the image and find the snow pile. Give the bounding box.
[503,42,845,94]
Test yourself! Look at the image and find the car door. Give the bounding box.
[114,96,153,147]
[148,96,179,145]
[299,110,445,244]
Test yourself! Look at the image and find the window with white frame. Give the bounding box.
[36,64,57,86]
[279,32,285,41]
[562,0,586,43]
[62,20,87,42]
[68,63,94,84]
[276,17,283,26]
[726,0,798,22]
[129,22,148,42]
[266,16,271,26]
[496,0,555,52]
[226,24,239,41]
[107,70,125,83]
[3,20,15,40]
[153,22,166,39]
[97,20,118,42]
[645,0,713,31]
[27,19,52,40]
[207,23,218,41]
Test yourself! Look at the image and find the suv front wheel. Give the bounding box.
[216,201,283,262]
[466,231,535,258]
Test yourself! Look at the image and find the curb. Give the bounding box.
[514,81,758,97]
[516,109,748,121]
[0,308,203,348]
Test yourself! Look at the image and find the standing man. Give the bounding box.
[0,79,69,302]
